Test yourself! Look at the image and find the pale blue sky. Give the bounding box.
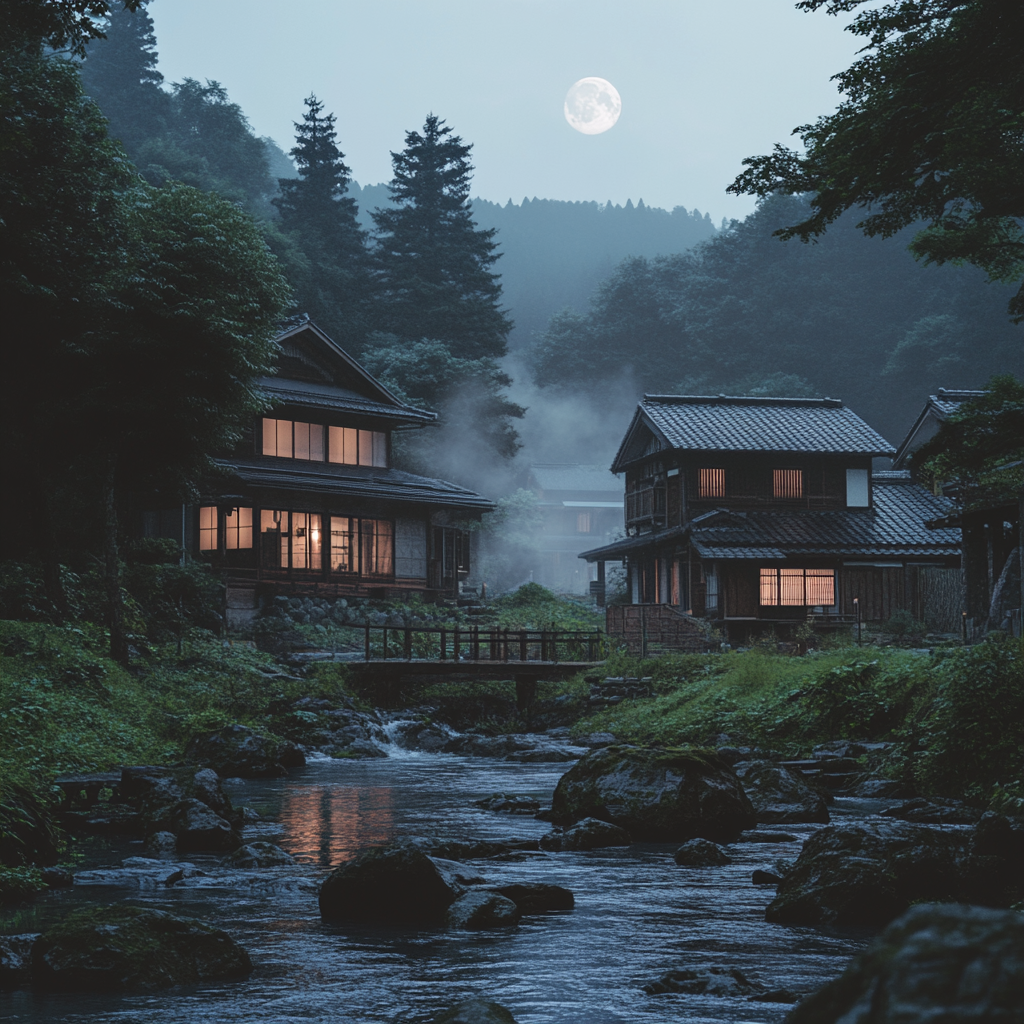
[150,0,864,220]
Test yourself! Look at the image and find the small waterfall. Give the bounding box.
[376,717,459,759]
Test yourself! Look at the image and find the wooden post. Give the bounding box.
[404,627,412,660]
[519,630,527,662]
[502,628,509,661]
[364,621,370,661]
[454,624,460,661]
[382,626,388,660]
[473,626,479,661]
[596,560,606,607]
[440,627,446,660]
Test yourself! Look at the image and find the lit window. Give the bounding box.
[293,421,325,461]
[260,509,288,569]
[705,567,719,610]
[773,469,803,499]
[330,517,354,572]
[224,507,252,550]
[327,427,387,467]
[699,468,726,498]
[760,568,834,606]
[361,519,394,575]
[262,419,326,461]
[577,512,591,533]
[199,506,218,551]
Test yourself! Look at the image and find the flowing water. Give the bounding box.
[1,744,875,1024]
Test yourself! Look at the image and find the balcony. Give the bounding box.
[626,485,666,527]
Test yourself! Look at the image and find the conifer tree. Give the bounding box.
[273,94,369,350]
[79,0,169,152]
[372,114,512,361]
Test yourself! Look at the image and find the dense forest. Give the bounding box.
[531,194,1024,442]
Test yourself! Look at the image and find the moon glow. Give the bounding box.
[564,77,621,135]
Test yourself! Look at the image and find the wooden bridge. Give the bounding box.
[331,624,608,703]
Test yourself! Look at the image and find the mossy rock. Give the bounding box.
[551,745,755,843]
[32,904,252,992]
[432,998,519,1023]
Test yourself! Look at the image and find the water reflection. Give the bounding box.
[278,784,395,866]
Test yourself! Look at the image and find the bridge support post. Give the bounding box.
[515,674,538,712]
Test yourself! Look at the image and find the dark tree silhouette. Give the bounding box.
[372,114,512,361]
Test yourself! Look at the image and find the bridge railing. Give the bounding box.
[362,623,605,663]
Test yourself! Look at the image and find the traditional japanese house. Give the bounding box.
[527,464,624,598]
[579,395,963,642]
[894,390,1021,638]
[142,318,493,625]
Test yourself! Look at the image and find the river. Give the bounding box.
[1,744,873,1024]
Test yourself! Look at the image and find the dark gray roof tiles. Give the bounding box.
[931,389,987,417]
[637,395,895,456]
[259,377,435,424]
[210,457,494,512]
[579,482,959,561]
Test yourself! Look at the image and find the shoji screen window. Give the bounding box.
[260,510,288,569]
[199,507,218,551]
[760,568,835,606]
[361,519,394,575]
[224,507,252,549]
[291,513,322,571]
[328,427,387,467]
[330,517,355,573]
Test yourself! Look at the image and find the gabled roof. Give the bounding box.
[611,395,894,471]
[580,479,959,562]
[267,318,435,426]
[893,388,987,469]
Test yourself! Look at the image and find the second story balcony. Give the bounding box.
[626,484,666,528]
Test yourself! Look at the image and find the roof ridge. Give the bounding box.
[643,394,843,408]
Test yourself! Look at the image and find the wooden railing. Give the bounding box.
[362,623,604,663]
[626,486,666,526]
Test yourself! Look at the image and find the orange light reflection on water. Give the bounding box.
[277,785,395,867]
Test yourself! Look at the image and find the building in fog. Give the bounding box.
[527,464,623,596]
[142,318,493,625]
[580,394,963,642]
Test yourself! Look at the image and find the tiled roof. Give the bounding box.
[259,377,434,425]
[638,395,895,456]
[209,457,494,512]
[530,464,622,495]
[579,482,959,561]
[931,389,987,417]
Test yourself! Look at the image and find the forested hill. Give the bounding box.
[350,182,717,347]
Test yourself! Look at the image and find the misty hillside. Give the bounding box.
[352,182,717,347]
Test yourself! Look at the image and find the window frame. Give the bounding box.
[773,468,804,500]
[698,467,726,499]
[759,567,835,607]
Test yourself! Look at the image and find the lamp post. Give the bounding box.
[853,597,861,646]
[962,610,968,645]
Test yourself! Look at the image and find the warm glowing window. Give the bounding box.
[262,418,292,458]
[262,419,326,461]
[577,512,591,533]
[293,422,325,461]
[291,512,322,571]
[330,517,355,572]
[361,519,394,575]
[760,568,834,606]
[260,509,288,568]
[224,507,252,550]
[773,469,803,499]
[699,468,726,498]
[327,427,387,467]
[199,506,218,551]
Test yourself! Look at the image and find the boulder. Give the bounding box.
[445,891,520,930]
[490,883,574,914]
[787,903,1024,1023]
[735,761,830,825]
[318,839,463,924]
[190,768,233,818]
[550,746,756,842]
[752,869,784,885]
[880,796,983,825]
[644,966,796,1002]
[962,812,1024,908]
[117,766,182,810]
[149,798,240,853]
[0,933,38,990]
[473,794,541,815]
[184,724,304,778]
[331,738,387,759]
[505,747,583,763]
[31,905,251,991]
[432,999,519,1023]
[145,831,177,856]
[737,830,799,843]
[765,822,968,926]
[539,817,631,852]
[222,842,296,868]
[673,838,731,867]
[444,734,535,758]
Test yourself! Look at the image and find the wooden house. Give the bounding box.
[895,390,1021,638]
[526,464,624,598]
[142,319,493,625]
[579,395,963,641]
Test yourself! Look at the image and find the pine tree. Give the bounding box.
[272,95,369,350]
[79,1,169,153]
[372,114,512,361]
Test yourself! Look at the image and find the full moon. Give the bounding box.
[564,77,621,135]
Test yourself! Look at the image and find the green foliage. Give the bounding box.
[913,375,1024,512]
[2,0,140,57]
[491,584,603,632]
[728,0,1024,321]
[911,636,1024,800]
[0,866,46,905]
[0,563,83,624]
[121,560,222,642]
[882,609,926,639]
[530,195,1024,440]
